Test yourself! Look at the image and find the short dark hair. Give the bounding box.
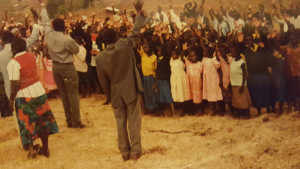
[11,36,27,56]
[1,31,14,44]
[102,28,118,44]
[52,18,65,32]
[74,36,83,45]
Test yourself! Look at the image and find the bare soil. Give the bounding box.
[1,94,300,169]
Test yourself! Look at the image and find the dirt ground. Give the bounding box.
[0,94,300,169]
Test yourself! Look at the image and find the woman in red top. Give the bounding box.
[8,37,59,159]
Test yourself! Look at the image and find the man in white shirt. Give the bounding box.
[155,5,169,25]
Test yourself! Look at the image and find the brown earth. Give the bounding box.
[0,94,300,169]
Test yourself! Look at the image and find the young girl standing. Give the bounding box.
[185,48,203,114]
[230,47,252,118]
[202,47,223,115]
[170,49,189,103]
[43,47,57,98]
[139,43,158,113]
[155,46,175,116]
[218,45,234,115]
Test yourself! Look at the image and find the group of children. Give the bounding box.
[137,36,253,118]
[1,0,299,119]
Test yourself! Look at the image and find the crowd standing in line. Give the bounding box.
[0,0,299,161]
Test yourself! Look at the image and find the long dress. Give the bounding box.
[220,57,233,103]
[36,52,45,88]
[44,58,57,91]
[185,60,203,103]
[202,57,223,102]
[170,58,189,102]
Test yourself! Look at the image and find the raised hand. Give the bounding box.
[30,7,39,22]
[134,0,144,11]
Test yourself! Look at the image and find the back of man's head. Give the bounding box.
[102,28,118,45]
[11,36,27,56]
[2,31,14,44]
[52,18,65,32]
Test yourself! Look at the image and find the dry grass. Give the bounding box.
[0,94,300,169]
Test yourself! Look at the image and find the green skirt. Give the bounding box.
[15,94,59,146]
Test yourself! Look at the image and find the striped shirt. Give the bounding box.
[7,52,45,98]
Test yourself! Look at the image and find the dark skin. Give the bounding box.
[8,49,40,158]
[189,51,198,63]
[230,48,246,94]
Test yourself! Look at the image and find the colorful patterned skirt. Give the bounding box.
[15,94,59,146]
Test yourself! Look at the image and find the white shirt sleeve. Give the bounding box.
[7,60,21,81]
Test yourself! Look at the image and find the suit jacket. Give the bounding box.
[96,15,145,108]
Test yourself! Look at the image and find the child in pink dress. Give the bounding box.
[218,46,234,115]
[202,47,223,115]
[185,50,203,104]
[185,49,204,114]
[44,56,57,93]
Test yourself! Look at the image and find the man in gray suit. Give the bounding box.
[96,0,145,161]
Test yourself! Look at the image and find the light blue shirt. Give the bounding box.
[0,24,39,98]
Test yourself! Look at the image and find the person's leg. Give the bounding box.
[267,106,271,113]
[52,65,72,126]
[257,107,261,116]
[211,102,217,116]
[279,102,284,115]
[64,66,82,127]
[0,92,12,117]
[219,101,225,116]
[0,79,12,117]
[113,106,131,160]
[228,103,234,115]
[78,72,86,98]
[170,103,175,117]
[92,66,102,93]
[126,96,142,159]
[38,131,49,157]
[27,142,36,159]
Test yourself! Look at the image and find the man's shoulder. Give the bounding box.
[95,52,107,63]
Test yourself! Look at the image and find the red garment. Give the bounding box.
[91,33,98,41]
[14,52,39,90]
[185,60,203,103]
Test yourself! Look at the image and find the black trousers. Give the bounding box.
[0,79,12,117]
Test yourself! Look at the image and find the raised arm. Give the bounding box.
[26,8,40,48]
[127,0,146,48]
[41,3,53,35]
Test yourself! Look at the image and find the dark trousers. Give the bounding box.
[113,96,142,157]
[52,62,81,126]
[0,80,12,118]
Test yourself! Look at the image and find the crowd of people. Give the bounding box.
[0,0,299,160]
